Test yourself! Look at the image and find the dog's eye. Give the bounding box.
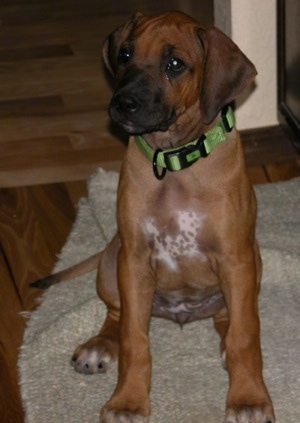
[118,47,131,65]
[166,57,185,75]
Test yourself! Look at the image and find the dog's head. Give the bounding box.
[103,11,256,143]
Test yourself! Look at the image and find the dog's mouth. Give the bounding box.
[109,109,176,135]
[108,82,176,135]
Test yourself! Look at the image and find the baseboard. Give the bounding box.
[240,125,299,166]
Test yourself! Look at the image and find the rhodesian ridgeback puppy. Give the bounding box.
[33,11,275,423]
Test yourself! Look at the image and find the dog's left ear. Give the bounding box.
[198,27,257,124]
[103,12,144,76]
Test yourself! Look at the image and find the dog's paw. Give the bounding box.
[100,408,149,423]
[224,403,275,423]
[71,335,118,374]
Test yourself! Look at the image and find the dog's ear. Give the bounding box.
[197,27,257,124]
[102,12,144,76]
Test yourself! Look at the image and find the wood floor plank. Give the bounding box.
[0,96,65,117]
[0,348,24,423]
[0,135,72,157]
[242,125,299,166]
[265,159,300,182]
[0,54,103,85]
[64,180,88,206]
[0,250,26,362]
[0,0,213,27]
[0,44,73,62]
[0,19,122,51]
[0,57,109,102]
[0,161,122,188]
[0,184,84,421]
[0,142,125,171]
[0,144,125,168]
[0,184,76,307]
[0,252,25,423]
[0,111,110,142]
[0,181,84,421]
[246,166,269,185]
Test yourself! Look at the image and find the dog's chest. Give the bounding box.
[143,210,206,271]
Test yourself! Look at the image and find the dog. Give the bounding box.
[33,11,275,423]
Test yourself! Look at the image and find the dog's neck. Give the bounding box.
[134,105,235,180]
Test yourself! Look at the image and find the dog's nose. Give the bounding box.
[114,94,139,114]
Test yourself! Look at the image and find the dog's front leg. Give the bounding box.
[220,247,275,423]
[100,246,154,423]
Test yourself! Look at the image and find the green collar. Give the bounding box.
[134,105,235,180]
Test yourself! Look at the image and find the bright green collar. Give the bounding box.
[134,105,235,179]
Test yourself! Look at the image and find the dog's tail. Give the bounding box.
[30,252,101,289]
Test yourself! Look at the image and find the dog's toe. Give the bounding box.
[71,335,118,374]
[101,409,149,423]
[71,348,111,374]
[224,403,275,423]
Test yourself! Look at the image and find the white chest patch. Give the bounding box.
[144,210,206,271]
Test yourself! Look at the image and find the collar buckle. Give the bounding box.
[164,135,208,172]
[164,143,197,172]
[196,134,208,158]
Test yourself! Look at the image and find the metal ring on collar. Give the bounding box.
[152,149,167,180]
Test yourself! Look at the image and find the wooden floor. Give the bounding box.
[0,1,299,422]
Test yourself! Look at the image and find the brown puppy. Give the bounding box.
[34,11,275,423]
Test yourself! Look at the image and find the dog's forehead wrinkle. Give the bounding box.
[163,43,174,59]
[133,22,195,54]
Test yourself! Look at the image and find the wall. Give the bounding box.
[214,0,278,130]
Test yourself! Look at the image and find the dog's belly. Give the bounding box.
[152,289,225,324]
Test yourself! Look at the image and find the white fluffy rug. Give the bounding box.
[19,169,300,423]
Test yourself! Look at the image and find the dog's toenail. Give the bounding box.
[84,363,89,368]
[98,362,103,369]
